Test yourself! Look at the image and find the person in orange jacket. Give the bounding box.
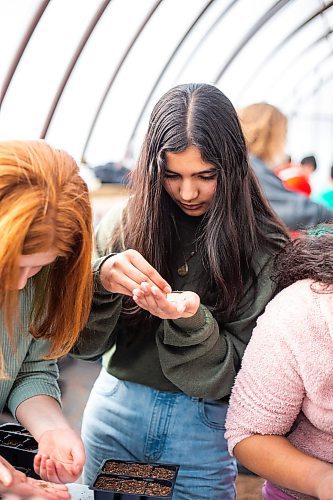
[275,155,312,197]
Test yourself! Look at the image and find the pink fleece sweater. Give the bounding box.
[225,279,333,500]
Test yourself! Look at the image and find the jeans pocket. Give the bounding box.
[198,398,227,430]
[94,368,121,397]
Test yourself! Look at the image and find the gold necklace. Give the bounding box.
[177,249,197,277]
[171,215,198,277]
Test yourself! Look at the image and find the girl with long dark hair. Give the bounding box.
[74,83,288,499]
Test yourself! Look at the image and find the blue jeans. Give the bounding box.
[81,368,237,499]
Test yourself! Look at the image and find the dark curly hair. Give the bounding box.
[274,226,333,292]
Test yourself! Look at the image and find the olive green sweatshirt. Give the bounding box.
[72,201,285,399]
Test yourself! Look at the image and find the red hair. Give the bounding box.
[0,140,93,359]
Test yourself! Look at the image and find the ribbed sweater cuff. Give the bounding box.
[7,382,61,419]
[93,254,119,296]
[163,306,214,347]
[171,305,206,330]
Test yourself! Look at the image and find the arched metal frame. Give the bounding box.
[0,0,332,164]
[267,28,333,95]
[125,0,295,157]
[232,1,333,100]
[0,0,50,107]
[281,51,333,106]
[290,70,333,118]
[162,0,239,93]
[40,0,111,139]
[214,0,291,84]
[124,0,230,158]
[80,0,164,163]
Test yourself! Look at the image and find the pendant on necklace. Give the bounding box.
[177,262,189,277]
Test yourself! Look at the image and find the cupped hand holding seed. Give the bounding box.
[132,283,200,319]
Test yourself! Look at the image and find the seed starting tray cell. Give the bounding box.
[0,428,39,476]
[90,459,179,499]
[0,423,29,434]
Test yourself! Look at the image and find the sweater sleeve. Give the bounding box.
[156,250,280,399]
[71,255,123,360]
[225,288,305,455]
[71,202,126,360]
[7,339,61,417]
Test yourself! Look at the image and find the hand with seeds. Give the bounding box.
[0,455,69,499]
[132,284,200,319]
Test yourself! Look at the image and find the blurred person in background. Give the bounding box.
[238,103,333,231]
[72,83,288,500]
[275,154,312,197]
[312,164,333,209]
[0,140,93,498]
[300,154,317,184]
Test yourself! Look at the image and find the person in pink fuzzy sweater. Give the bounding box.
[225,229,333,500]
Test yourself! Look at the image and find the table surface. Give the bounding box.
[67,482,93,500]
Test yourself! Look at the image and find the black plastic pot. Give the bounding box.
[90,459,179,499]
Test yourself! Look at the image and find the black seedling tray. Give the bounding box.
[0,428,39,478]
[0,423,30,435]
[90,459,179,499]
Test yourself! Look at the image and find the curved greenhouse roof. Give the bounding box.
[1,0,332,182]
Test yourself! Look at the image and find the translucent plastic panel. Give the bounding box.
[325,1,333,24]
[260,19,329,106]
[288,83,333,192]
[220,0,323,106]
[165,0,237,87]
[0,0,332,175]
[84,0,205,165]
[268,37,333,105]
[286,63,333,116]
[124,0,281,160]
[178,0,278,87]
[0,0,39,81]
[122,0,233,161]
[0,0,98,143]
[45,0,158,162]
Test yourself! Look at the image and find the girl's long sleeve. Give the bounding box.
[225,284,308,454]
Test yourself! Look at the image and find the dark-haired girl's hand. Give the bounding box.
[99,250,171,296]
[132,284,200,319]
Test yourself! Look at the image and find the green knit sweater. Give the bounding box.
[73,201,285,399]
[0,284,60,417]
